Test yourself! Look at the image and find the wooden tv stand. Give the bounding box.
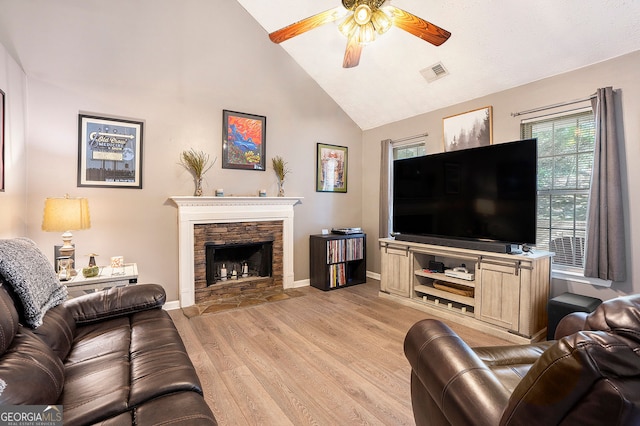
[379,238,552,343]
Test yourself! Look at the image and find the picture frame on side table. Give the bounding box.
[222,109,266,171]
[78,114,144,188]
[0,88,5,192]
[316,143,347,193]
[443,106,493,152]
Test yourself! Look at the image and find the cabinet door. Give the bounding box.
[380,245,411,297]
[478,262,521,330]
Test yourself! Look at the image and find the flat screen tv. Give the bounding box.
[392,139,537,253]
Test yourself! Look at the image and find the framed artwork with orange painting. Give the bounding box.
[222,110,266,171]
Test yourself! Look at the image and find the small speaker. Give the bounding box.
[428,260,445,273]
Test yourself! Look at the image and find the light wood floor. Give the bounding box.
[169,279,511,425]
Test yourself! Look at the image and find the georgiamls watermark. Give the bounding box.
[0,405,63,426]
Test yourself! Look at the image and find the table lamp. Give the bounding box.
[42,195,91,277]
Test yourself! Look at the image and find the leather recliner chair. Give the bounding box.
[404,294,640,425]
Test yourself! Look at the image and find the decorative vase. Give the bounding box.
[277,179,285,197]
[194,177,203,196]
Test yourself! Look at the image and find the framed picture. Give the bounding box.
[443,106,493,152]
[0,89,4,192]
[222,110,266,171]
[78,114,144,188]
[316,143,347,193]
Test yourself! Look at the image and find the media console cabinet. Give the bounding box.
[379,238,553,343]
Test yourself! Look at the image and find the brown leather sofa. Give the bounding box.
[404,294,640,425]
[0,282,217,425]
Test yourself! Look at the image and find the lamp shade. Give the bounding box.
[42,196,91,232]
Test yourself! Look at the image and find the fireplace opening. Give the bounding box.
[205,240,273,285]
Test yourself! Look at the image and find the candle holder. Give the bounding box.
[220,264,227,281]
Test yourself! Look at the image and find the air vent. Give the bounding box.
[420,62,449,83]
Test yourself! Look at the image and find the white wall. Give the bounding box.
[362,50,640,301]
[5,1,362,302]
[0,43,27,236]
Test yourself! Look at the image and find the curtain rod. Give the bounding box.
[511,93,596,117]
[391,132,428,143]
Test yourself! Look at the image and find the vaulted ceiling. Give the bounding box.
[238,0,640,129]
[1,1,639,130]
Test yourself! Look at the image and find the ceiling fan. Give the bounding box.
[268,0,451,68]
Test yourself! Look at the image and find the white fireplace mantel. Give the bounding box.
[170,196,303,307]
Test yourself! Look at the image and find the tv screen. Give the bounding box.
[392,139,537,246]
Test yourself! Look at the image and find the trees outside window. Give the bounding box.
[522,109,595,269]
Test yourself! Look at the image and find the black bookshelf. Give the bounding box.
[309,233,366,291]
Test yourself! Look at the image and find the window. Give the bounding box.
[393,142,426,160]
[521,109,595,269]
[382,138,427,237]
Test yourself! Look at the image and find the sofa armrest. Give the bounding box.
[404,319,510,426]
[63,284,166,325]
[473,341,555,366]
[554,311,588,339]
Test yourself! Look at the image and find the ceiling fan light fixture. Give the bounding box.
[371,9,392,35]
[353,4,373,25]
[269,1,451,69]
[338,15,357,37]
[358,22,376,44]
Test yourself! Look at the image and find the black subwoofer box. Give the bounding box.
[547,292,602,340]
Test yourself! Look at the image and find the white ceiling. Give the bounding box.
[1,1,639,131]
[238,0,640,129]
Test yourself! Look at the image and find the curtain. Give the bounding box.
[584,87,626,281]
[379,139,393,238]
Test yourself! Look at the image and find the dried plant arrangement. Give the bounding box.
[272,156,290,181]
[271,156,291,196]
[180,149,216,196]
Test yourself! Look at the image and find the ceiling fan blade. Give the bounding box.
[388,6,451,46]
[342,35,363,68]
[269,7,348,44]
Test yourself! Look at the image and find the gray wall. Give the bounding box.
[362,50,640,301]
[0,2,362,302]
[0,43,27,236]
[2,1,639,303]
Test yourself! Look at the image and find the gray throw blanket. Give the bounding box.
[0,237,68,328]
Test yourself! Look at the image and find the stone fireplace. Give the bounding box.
[194,221,281,304]
[170,196,302,308]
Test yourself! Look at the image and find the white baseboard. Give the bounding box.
[292,272,378,288]
[291,273,378,289]
[291,278,310,288]
[163,300,181,310]
[367,271,380,281]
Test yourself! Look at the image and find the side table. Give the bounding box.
[66,263,138,296]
